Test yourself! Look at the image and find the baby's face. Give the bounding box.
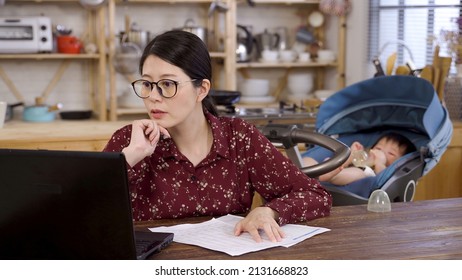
[372,138,406,166]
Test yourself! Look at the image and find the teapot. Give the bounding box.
[255,29,280,55]
[236,25,254,62]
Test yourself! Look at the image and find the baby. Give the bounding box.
[303,132,415,186]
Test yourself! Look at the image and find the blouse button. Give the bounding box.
[190,175,197,181]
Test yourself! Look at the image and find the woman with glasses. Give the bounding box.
[104,30,332,243]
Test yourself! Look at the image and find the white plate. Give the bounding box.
[308,11,325,28]
[239,96,276,104]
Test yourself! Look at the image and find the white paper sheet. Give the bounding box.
[149,214,330,256]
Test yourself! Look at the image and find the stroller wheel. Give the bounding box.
[404,180,416,202]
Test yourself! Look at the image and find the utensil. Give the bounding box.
[419,65,433,84]
[308,10,325,28]
[295,26,315,44]
[120,21,151,49]
[113,41,142,74]
[395,65,410,75]
[255,29,280,54]
[209,90,241,106]
[5,102,24,121]
[372,58,385,77]
[60,110,93,120]
[178,19,208,46]
[208,0,229,17]
[385,52,397,75]
[23,103,62,122]
[56,24,72,36]
[236,25,254,62]
[79,0,106,10]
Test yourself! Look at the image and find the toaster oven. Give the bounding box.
[0,16,53,53]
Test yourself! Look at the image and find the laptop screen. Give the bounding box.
[0,149,144,259]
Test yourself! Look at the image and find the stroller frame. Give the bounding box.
[265,76,453,206]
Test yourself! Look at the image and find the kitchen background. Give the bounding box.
[0,1,370,116]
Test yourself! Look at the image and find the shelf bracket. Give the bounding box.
[0,65,25,102]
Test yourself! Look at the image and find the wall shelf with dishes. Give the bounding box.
[105,0,347,120]
[234,1,346,106]
[0,0,108,120]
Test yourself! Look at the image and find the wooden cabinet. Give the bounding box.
[106,0,346,120]
[235,1,346,98]
[414,121,462,200]
[106,0,236,120]
[0,0,108,120]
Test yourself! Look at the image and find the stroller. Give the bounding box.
[303,75,453,205]
[263,75,453,206]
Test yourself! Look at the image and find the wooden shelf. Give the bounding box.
[237,0,319,4]
[0,1,108,120]
[106,0,344,120]
[236,61,338,69]
[0,54,102,60]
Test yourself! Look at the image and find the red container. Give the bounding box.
[57,35,82,54]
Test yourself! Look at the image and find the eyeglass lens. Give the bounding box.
[133,79,177,98]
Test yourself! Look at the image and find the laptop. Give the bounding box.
[0,148,173,260]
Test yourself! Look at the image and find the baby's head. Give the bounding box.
[372,132,415,166]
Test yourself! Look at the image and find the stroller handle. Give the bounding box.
[261,124,350,178]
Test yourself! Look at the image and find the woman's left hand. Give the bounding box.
[234,207,285,243]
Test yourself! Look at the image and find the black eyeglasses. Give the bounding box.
[131,79,197,99]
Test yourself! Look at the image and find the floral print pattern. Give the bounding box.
[104,112,332,225]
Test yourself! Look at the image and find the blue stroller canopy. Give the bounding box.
[315,75,453,175]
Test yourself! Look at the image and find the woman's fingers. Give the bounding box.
[234,212,285,243]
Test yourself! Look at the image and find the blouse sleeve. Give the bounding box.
[244,124,332,225]
[102,125,146,186]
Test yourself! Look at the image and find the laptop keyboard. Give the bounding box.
[136,239,160,256]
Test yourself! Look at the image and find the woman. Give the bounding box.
[104,30,332,243]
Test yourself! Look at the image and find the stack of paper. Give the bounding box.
[149,214,330,256]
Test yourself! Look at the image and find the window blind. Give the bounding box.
[368,0,461,74]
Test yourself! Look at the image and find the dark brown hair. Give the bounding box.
[375,132,416,154]
[139,30,218,116]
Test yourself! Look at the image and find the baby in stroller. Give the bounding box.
[296,75,452,206]
[304,132,415,185]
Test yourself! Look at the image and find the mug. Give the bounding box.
[298,52,311,62]
[0,101,6,128]
[57,35,82,54]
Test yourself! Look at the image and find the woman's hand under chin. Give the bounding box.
[234,206,285,243]
[122,119,170,167]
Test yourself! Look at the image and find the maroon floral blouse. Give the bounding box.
[103,112,332,225]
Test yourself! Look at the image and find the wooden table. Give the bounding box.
[136,198,462,260]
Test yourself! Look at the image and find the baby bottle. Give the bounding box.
[351,150,373,167]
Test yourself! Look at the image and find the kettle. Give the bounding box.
[236,25,254,62]
[255,29,280,54]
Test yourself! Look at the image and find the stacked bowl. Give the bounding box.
[238,79,274,104]
[287,71,314,102]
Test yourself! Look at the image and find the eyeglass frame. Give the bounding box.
[131,78,197,99]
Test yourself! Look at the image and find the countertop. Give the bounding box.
[0,119,130,151]
[0,119,130,143]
